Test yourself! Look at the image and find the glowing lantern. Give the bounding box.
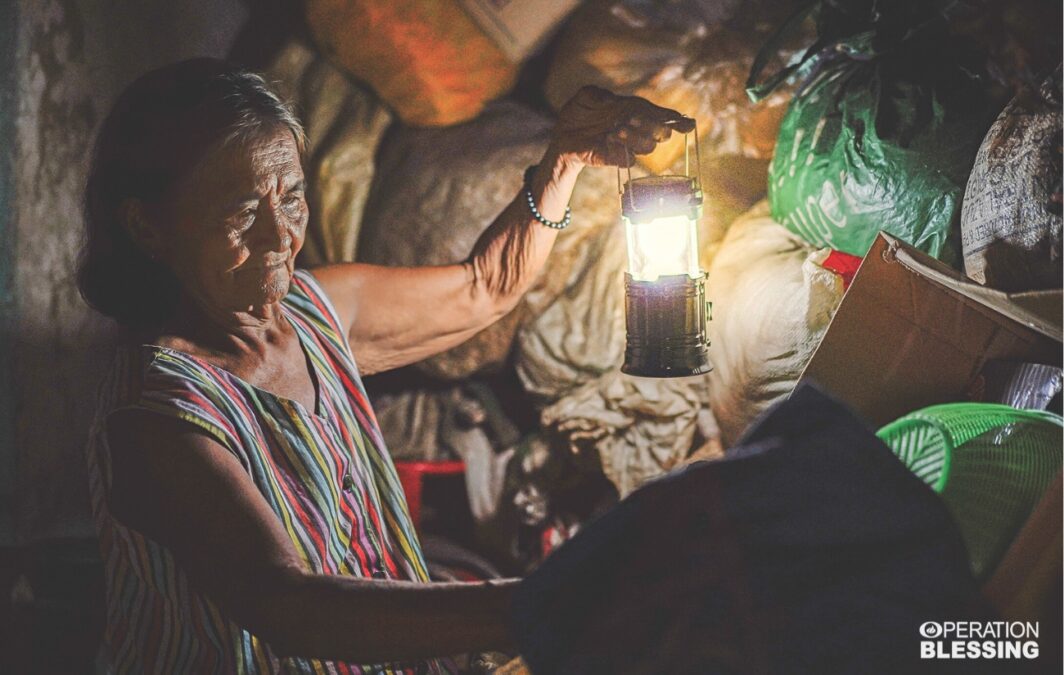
[620,136,711,377]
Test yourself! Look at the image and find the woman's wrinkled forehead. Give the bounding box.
[171,125,305,209]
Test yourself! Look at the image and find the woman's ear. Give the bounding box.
[119,198,165,261]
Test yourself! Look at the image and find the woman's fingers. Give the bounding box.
[627,96,695,134]
[609,127,672,157]
[612,99,693,156]
[650,123,673,143]
[632,133,660,155]
[555,86,695,167]
[603,136,637,167]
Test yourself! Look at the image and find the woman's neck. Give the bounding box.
[150,292,291,362]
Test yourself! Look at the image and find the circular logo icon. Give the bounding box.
[919,622,942,638]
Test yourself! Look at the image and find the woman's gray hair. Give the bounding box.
[78,58,306,327]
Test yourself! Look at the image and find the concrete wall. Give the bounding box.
[5,0,248,544]
[0,0,19,546]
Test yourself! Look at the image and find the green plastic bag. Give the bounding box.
[747,1,999,263]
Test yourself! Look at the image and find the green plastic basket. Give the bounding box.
[877,403,1063,580]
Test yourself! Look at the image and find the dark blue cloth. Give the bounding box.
[511,385,1008,674]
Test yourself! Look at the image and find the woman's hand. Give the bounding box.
[548,85,696,169]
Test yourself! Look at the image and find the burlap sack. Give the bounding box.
[264,41,392,266]
[961,65,1063,292]
[360,101,603,379]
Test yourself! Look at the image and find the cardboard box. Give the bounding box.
[799,233,1063,429]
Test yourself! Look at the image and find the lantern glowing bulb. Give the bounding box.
[621,174,712,378]
[625,214,700,281]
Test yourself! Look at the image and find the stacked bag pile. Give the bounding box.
[264,0,1061,570]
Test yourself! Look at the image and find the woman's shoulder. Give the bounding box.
[93,343,244,456]
[284,268,349,348]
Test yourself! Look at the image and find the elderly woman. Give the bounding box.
[79,58,691,673]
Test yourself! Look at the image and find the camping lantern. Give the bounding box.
[620,132,711,377]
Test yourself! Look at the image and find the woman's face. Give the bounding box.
[154,126,308,315]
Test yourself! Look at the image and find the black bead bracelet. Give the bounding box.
[523,164,571,230]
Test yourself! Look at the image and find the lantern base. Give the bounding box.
[622,273,712,378]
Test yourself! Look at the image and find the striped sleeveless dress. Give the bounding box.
[85,269,455,674]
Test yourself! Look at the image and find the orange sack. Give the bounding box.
[306,0,517,127]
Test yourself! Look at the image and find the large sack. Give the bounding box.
[360,102,612,380]
[755,0,1001,264]
[264,41,392,266]
[544,0,810,174]
[358,101,550,378]
[305,0,516,127]
[456,0,582,64]
[961,65,1063,292]
[705,202,844,445]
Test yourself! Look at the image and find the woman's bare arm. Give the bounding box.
[106,409,515,663]
[311,151,578,375]
[312,87,694,375]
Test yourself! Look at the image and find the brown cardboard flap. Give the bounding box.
[798,234,1063,428]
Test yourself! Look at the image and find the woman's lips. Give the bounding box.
[245,257,289,272]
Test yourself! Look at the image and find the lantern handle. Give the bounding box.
[618,138,643,213]
[694,125,703,193]
[616,121,701,211]
[674,122,702,193]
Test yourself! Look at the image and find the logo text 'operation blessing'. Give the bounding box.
[919,621,1039,660]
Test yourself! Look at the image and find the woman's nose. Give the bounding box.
[256,205,291,252]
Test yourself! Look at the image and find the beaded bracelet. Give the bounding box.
[522,164,571,230]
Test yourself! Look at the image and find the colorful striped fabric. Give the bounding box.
[85,269,455,674]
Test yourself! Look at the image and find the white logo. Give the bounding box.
[919,621,1039,660]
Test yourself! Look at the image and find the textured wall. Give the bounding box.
[0,0,18,546]
[9,0,247,543]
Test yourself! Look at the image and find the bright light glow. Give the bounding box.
[624,214,700,281]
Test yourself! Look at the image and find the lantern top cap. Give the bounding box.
[622,175,703,223]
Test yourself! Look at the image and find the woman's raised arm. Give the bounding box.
[312,87,694,375]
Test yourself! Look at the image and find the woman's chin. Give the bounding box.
[259,274,291,305]
[230,269,291,310]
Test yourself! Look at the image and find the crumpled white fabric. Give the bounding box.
[541,370,717,496]
[705,201,844,445]
[516,201,628,401]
